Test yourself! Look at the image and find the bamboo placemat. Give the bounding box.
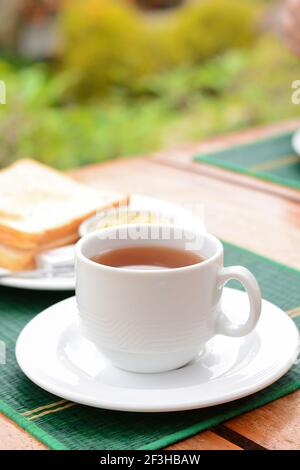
[194,132,300,190]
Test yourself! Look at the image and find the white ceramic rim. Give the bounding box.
[15,290,300,412]
[76,223,223,275]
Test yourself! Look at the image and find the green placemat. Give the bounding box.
[194,131,300,190]
[1,242,300,450]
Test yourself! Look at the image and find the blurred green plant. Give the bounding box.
[161,0,259,67]
[0,35,299,169]
[159,37,300,146]
[59,0,156,99]
[0,60,170,168]
[58,0,259,99]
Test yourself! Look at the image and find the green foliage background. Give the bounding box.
[0,0,299,169]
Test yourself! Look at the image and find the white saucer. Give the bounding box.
[16,288,299,412]
[0,195,202,291]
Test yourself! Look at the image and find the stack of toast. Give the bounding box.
[0,159,128,271]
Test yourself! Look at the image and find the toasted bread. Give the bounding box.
[0,159,129,253]
[0,233,79,271]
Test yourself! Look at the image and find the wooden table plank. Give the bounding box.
[222,391,300,450]
[0,414,47,450]
[166,431,242,450]
[71,157,300,268]
[154,119,300,203]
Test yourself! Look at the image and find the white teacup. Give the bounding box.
[75,224,261,373]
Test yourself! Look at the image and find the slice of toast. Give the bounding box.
[0,233,79,271]
[0,159,129,252]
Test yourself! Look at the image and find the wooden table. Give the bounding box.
[1,120,300,450]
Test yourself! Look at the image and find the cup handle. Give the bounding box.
[216,266,262,337]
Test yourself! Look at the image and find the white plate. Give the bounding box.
[0,271,75,291]
[16,288,299,412]
[0,195,202,291]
